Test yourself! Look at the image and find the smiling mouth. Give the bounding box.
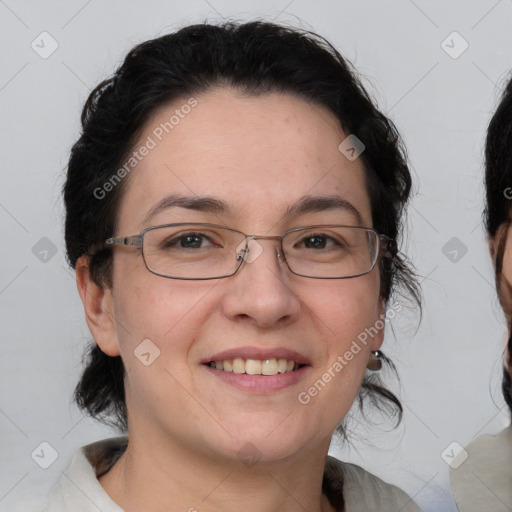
[204,358,305,376]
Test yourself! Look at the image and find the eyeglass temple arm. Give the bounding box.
[105,235,143,247]
[379,235,396,252]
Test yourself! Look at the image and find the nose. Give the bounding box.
[222,237,301,329]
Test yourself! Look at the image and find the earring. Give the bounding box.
[367,350,383,371]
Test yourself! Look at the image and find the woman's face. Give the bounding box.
[490,224,512,385]
[95,87,385,462]
[492,223,512,319]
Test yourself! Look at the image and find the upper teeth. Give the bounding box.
[208,358,299,375]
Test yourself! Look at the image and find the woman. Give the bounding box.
[449,76,512,511]
[44,20,421,511]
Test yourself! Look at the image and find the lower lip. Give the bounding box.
[202,364,310,393]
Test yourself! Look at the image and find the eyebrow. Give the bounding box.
[142,193,364,226]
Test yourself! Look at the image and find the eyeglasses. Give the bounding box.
[105,223,391,280]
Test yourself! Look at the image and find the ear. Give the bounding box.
[488,235,497,262]
[75,255,120,357]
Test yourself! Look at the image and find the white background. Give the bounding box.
[1,1,511,511]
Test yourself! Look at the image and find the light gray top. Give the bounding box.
[450,425,512,512]
[43,436,421,512]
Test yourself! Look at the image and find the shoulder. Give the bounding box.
[43,436,128,512]
[449,426,512,512]
[324,455,422,512]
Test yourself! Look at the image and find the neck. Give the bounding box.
[99,428,337,512]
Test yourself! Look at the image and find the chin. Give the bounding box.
[204,418,320,464]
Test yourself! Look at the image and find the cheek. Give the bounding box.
[503,237,512,285]
[111,262,194,367]
[497,237,512,320]
[298,280,381,425]
[318,273,382,336]
[113,251,191,333]
[111,275,202,414]
[298,274,382,407]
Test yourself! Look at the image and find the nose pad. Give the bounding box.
[276,245,286,262]
[235,238,286,266]
[236,238,263,264]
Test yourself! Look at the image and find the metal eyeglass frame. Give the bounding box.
[105,222,392,280]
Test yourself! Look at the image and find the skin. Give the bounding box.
[491,225,512,376]
[76,87,385,512]
[490,224,512,320]
[499,225,512,299]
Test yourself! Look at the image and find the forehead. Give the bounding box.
[116,87,372,232]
